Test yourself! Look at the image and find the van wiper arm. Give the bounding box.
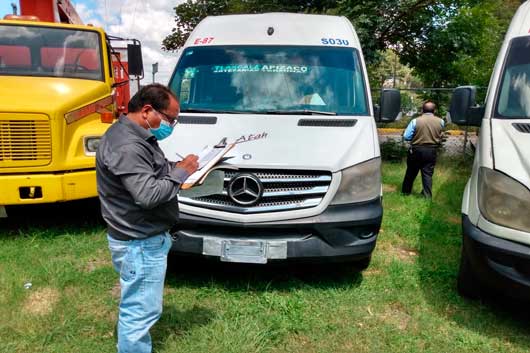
[264,109,337,116]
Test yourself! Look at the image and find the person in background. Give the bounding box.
[96,83,198,353]
[401,101,445,198]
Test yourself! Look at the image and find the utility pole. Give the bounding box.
[152,62,158,83]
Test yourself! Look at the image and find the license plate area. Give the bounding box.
[221,240,267,264]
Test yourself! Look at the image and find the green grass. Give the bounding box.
[1,159,530,353]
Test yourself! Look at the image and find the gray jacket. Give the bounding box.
[96,115,190,240]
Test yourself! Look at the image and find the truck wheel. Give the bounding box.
[457,248,481,299]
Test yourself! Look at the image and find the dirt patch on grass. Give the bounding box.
[378,302,411,331]
[111,281,121,299]
[393,245,419,263]
[447,215,461,225]
[383,184,398,193]
[272,334,316,353]
[23,287,60,316]
[82,249,111,272]
[378,242,419,263]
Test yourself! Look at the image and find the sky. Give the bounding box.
[1,0,184,85]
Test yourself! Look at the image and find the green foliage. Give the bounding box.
[380,139,408,162]
[367,50,422,90]
[400,0,519,88]
[337,0,465,64]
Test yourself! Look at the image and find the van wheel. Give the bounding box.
[457,248,481,299]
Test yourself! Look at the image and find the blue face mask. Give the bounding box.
[149,120,174,140]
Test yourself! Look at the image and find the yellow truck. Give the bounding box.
[0,13,142,215]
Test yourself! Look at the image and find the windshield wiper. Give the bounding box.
[264,109,337,116]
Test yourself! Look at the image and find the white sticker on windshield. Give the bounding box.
[212,64,308,74]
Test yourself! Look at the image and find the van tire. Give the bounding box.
[457,248,481,300]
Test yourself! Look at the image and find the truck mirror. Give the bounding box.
[127,43,143,77]
[449,86,480,126]
[378,89,401,122]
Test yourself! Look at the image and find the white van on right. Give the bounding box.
[450,1,530,299]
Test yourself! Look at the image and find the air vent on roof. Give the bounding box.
[513,123,530,133]
[298,119,357,127]
[178,116,217,125]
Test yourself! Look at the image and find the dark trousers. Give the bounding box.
[401,145,437,198]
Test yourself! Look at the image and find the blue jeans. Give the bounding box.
[107,233,172,353]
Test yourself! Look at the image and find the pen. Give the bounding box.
[175,152,185,160]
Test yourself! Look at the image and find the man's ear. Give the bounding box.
[141,105,152,119]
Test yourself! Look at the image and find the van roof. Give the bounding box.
[505,1,530,39]
[185,13,361,48]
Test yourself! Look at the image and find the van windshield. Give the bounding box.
[495,36,530,119]
[169,46,368,115]
[0,24,103,81]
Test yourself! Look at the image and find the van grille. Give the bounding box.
[179,169,332,214]
[0,117,52,167]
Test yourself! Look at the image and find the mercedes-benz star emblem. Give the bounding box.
[228,173,263,206]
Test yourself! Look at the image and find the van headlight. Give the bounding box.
[330,158,381,205]
[83,136,101,156]
[478,167,530,233]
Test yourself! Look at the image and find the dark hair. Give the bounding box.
[422,101,436,114]
[128,83,177,113]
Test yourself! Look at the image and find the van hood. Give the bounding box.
[159,114,378,172]
[0,76,111,116]
[492,119,530,188]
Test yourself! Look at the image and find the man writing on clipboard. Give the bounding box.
[96,83,198,353]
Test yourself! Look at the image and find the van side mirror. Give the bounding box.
[467,106,485,127]
[449,86,482,126]
[376,89,401,122]
[127,42,144,77]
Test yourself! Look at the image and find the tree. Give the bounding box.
[367,49,421,90]
[336,0,468,64]
[401,0,519,88]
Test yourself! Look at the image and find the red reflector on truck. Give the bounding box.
[65,96,114,124]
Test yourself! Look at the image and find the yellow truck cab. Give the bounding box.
[0,18,140,214]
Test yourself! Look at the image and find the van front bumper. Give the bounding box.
[0,170,97,205]
[462,214,530,298]
[170,198,382,263]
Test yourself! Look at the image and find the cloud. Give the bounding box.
[74,0,184,86]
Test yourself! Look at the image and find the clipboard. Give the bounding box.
[181,139,235,189]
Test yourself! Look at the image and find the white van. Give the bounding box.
[162,13,400,265]
[450,2,530,298]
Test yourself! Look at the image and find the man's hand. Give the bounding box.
[176,154,199,174]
